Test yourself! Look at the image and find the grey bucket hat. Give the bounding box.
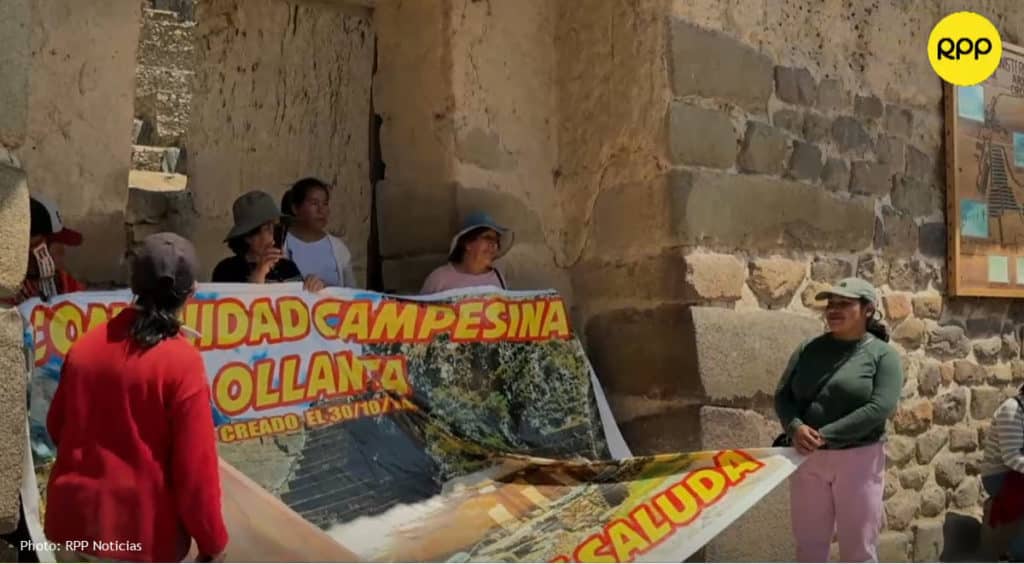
[449,211,515,260]
[815,277,878,305]
[225,190,290,241]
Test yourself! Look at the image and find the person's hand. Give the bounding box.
[793,424,824,455]
[303,275,326,293]
[196,552,226,563]
[249,248,284,283]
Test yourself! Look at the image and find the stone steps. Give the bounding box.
[131,144,183,172]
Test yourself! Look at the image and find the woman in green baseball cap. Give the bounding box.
[773,277,903,563]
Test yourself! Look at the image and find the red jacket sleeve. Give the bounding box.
[169,357,229,556]
[46,354,72,447]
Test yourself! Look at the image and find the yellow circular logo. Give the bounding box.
[928,11,1002,86]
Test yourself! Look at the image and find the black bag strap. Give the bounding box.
[494,268,507,290]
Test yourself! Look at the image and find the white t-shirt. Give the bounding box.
[285,234,340,286]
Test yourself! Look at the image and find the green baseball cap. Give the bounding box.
[815,277,877,305]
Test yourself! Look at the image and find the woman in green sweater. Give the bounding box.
[774,277,904,563]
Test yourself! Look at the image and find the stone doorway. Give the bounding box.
[125,0,376,286]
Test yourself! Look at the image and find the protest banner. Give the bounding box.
[18,284,802,562]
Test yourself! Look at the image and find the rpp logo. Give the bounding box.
[937,38,993,60]
[928,12,1002,86]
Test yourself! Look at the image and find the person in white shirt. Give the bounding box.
[280,177,358,288]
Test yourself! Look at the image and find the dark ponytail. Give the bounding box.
[863,299,890,342]
[131,278,190,349]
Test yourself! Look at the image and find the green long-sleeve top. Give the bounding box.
[774,333,904,450]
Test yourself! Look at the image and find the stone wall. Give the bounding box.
[578,2,1024,561]
[187,0,374,282]
[374,0,568,297]
[17,0,143,283]
[0,0,35,544]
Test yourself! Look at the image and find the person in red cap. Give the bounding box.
[45,233,228,563]
[4,194,86,305]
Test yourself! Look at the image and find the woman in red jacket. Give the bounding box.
[45,233,228,562]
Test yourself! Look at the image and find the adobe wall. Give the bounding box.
[17,0,143,283]
[186,0,374,282]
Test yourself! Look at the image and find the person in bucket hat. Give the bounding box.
[773,277,903,562]
[3,194,86,305]
[212,190,325,291]
[420,211,514,294]
[45,233,229,563]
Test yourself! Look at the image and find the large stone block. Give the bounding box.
[381,254,447,294]
[810,257,853,283]
[915,427,948,464]
[787,141,823,181]
[572,252,688,304]
[683,252,747,302]
[0,166,29,297]
[748,257,806,309]
[376,180,455,258]
[585,305,698,400]
[831,116,872,153]
[886,490,921,531]
[773,109,803,134]
[913,520,944,563]
[850,161,892,196]
[668,102,737,169]
[934,388,968,425]
[738,121,788,175]
[804,112,831,143]
[893,176,941,219]
[893,399,933,435]
[879,531,912,562]
[886,105,914,138]
[497,244,573,301]
[669,19,773,111]
[816,78,848,111]
[587,180,674,259]
[876,135,907,175]
[774,66,817,106]
[821,158,850,192]
[879,206,919,256]
[686,307,821,404]
[0,308,25,533]
[615,405,701,456]
[0,0,30,146]
[919,222,947,258]
[855,94,884,119]
[906,145,940,184]
[928,325,971,359]
[668,169,875,252]
[125,184,198,242]
[589,306,821,406]
[455,186,545,246]
[971,386,1007,420]
[699,406,793,563]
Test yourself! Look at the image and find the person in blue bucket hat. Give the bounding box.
[420,211,514,294]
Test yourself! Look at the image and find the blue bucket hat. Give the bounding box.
[449,211,514,260]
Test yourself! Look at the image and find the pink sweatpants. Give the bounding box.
[789,442,886,563]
